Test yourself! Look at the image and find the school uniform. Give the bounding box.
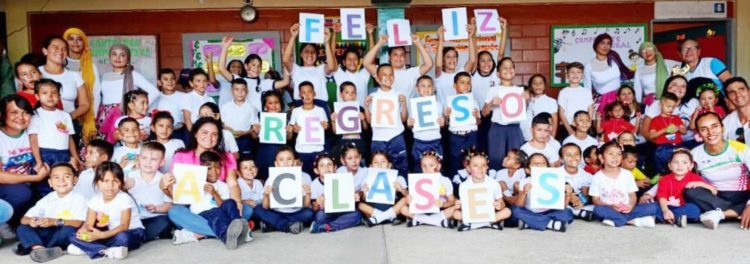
[495,169,526,197]
[290,106,329,175]
[28,108,76,197]
[369,89,408,177]
[221,100,259,159]
[485,85,525,170]
[472,72,499,153]
[520,139,562,165]
[190,180,242,243]
[408,99,444,172]
[332,105,369,167]
[111,145,140,174]
[589,169,660,227]
[73,168,97,200]
[447,94,480,176]
[410,176,454,228]
[238,178,262,220]
[127,170,174,241]
[155,91,190,143]
[16,192,87,254]
[310,176,362,232]
[509,177,574,231]
[69,192,145,259]
[253,173,314,232]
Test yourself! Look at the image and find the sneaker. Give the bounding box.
[633,216,656,228]
[490,222,504,231]
[30,247,63,263]
[309,221,320,233]
[440,219,454,229]
[259,221,275,233]
[287,221,304,234]
[406,220,419,228]
[391,217,405,226]
[66,244,85,256]
[225,219,245,249]
[12,242,28,256]
[518,220,527,230]
[365,217,378,227]
[579,210,595,222]
[103,247,127,259]
[244,229,254,243]
[550,220,567,232]
[602,220,616,227]
[676,215,688,228]
[457,223,471,232]
[700,210,722,230]
[172,229,199,245]
[0,223,16,240]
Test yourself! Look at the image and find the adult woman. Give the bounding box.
[63,28,100,142]
[93,44,159,133]
[633,42,668,106]
[160,117,250,240]
[38,36,90,121]
[0,95,50,227]
[640,75,699,147]
[678,38,732,90]
[584,33,634,114]
[687,112,750,230]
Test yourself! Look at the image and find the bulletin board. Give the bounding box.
[181,32,282,75]
[550,24,648,87]
[413,25,508,78]
[89,35,159,83]
[651,19,733,73]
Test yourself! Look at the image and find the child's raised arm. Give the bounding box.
[324,28,337,75]
[363,35,387,77]
[434,26,446,77]
[413,34,434,76]
[282,24,301,73]
[218,36,237,82]
[463,19,478,73]
[498,17,508,58]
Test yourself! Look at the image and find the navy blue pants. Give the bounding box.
[298,151,322,177]
[488,123,524,170]
[510,206,574,231]
[411,138,443,173]
[35,148,71,197]
[253,206,313,232]
[477,115,492,153]
[0,183,33,226]
[371,134,408,177]
[448,131,478,177]
[665,203,701,222]
[172,126,190,146]
[69,228,145,259]
[17,225,77,253]
[593,202,660,227]
[235,135,255,159]
[198,199,241,243]
[684,187,750,214]
[313,210,362,232]
[142,215,174,241]
[654,144,677,175]
[256,143,283,182]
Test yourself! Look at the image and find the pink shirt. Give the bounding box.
[171,150,236,181]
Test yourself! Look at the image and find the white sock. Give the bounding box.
[370,209,384,223]
[415,213,444,227]
[546,220,554,229]
[571,207,582,216]
[716,208,726,220]
[381,208,397,221]
[473,222,490,229]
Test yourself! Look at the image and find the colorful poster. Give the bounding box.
[89,35,158,84]
[334,102,362,134]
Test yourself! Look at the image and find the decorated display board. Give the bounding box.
[89,35,158,83]
[550,24,648,86]
[652,20,732,70]
[181,32,282,75]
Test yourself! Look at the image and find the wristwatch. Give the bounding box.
[56,218,64,226]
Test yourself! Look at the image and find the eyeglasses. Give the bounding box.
[681,46,699,53]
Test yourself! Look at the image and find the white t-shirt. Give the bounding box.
[160,139,185,173]
[238,178,263,202]
[521,95,558,140]
[221,100,259,132]
[95,71,159,113]
[127,170,171,219]
[25,191,88,221]
[73,168,97,200]
[88,192,144,229]
[223,130,239,154]
[186,91,215,124]
[408,99,443,141]
[38,67,84,114]
[190,180,230,214]
[471,72,500,109]
[646,98,699,141]
[557,86,594,124]
[263,172,313,213]
[562,135,598,155]
[485,85,525,125]
[289,106,328,153]
[369,89,405,141]
[333,68,371,105]
[684,57,728,89]
[335,166,368,192]
[435,70,462,105]
[458,177,503,201]
[230,74,276,112]
[520,139,562,165]
[291,64,328,101]
[633,63,655,102]
[65,56,102,107]
[584,58,621,95]
[589,169,638,206]
[452,169,470,186]
[114,116,151,138]
[691,140,750,192]
[448,94,479,132]
[111,145,140,163]
[564,169,593,194]
[0,130,33,175]
[495,168,526,197]
[28,108,75,150]
[155,91,189,129]
[722,111,750,141]
[392,66,422,98]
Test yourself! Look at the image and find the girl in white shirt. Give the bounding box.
[434,24,477,105]
[282,24,337,102]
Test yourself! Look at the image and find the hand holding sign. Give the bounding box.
[324,173,356,213]
[459,185,495,223]
[365,168,398,204]
[441,7,469,40]
[529,167,566,210]
[386,19,412,47]
[448,94,478,128]
[172,164,208,205]
[340,8,366,40]
[473,9,501,36]
[334,102,362,134]
[268,167,304,209]
[408,173,441,214]
[371,95,399,128]
[496,87,527,124]
[410,96,439,132]
[299,13,325,44]
[260,113,287,144]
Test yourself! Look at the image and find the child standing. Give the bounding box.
[434,24,477,104]
[590,141,659,228]
[400,152,456,228]
[520,113,562,167]
[16,164,87,262]
[124,142,174,241]
[359,151,409,226]
[407,76,444,172]
[220,78,259,159]
[28,79,79,197]
[445,72,481,175]
[150,111,185,173]
[74,140,113,200]
[596,101,636,142]
[110,118,142,173]
[310,153,363,233]
[510,154,573,232]
[453,152,510,231]
[364,64,409,176]
[656,149,709,227]
[67,162,145,259]
[155,69,189,143]
[282,24,336,102]
[522,74,558,140]
[183,68,215,131]
[649,92,687,175]
[483,57,524,170]
[331,82,369,161]
[562,111,598,162]
[109,90,151,143]
[289,81,330,176]
[255,90,292,181]
[559,143,594,221]
[558,62,594,137]
[495,148,527,198]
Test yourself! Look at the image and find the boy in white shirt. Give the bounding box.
[364,64,409,177]
[74,140,113,200]
[220,79,259,159]
[445,72,482,176]
[520,113,562,167]
[559,143,595,221]
[155,68,189,143]
[111,118,141,174]
[124,142,173,241]
[182,69,215,131]
[558,62,594,136]
[562,111,598,163]
[289,81,329,176]
[16,164,87,262]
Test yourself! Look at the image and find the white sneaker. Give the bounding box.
[172,229,199,245]
[103,247,128,259]
[602,220,616,227]
[633,216,656,228]
[66,244,86,256]
[700,210,722,230]
[0,223,16,240]
[244,230,254,242]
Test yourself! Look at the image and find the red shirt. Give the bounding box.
[696,106,726,119]
[656,171,706,207]
[600,118,635,142]
[584,164,599,175]
[650,114,683,145]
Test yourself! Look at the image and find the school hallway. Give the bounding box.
[0,220,747,264]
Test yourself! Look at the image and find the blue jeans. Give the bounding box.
[199,199,242,243]
[142,215,174,241]
[313,210,362,232]
[654,144,677,175]
[666,203,701,222]
[411,138,443,173]
[235,135,254,159]
[371,133,407,177]
[34,148,71,198]
[17,225,77,253]
[254,206,313,232]
[510,206,574,231]
[0,183,33,226]
[0,199,12,224]
[168,204,252,237]
[488,123,524,170]
[256,143,283,182]
[448,131,478,177]
[593,202,660,227]
[69,228,145,259]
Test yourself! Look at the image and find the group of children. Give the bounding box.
[0,20,742,262]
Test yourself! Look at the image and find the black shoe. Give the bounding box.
[491,222,504,231]
[13,242,29,256]
[457,223,471,232]
[391,217,405,226]
[551,220,567,233]
[287,221,304,234]
[440,219,454,229]
[406,220,419,228]
[260,221,275,233]
[579,210,594,222]
[365,217,377,227]
[518,220,527,230]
